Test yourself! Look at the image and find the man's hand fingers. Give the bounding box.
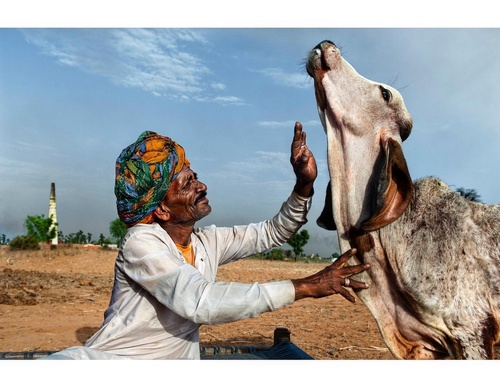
[291,122,306,164]
[343,263,371,276]
[293,122,303,141]
[344,278,369,290]
[331,248,357,268]
[337,289,356,303]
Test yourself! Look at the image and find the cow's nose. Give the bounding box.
[307,40,337,77]
[313,40,336,51]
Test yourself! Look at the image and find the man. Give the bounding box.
[44,122,370,360]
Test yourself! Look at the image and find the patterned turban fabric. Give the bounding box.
[115,131,190,225]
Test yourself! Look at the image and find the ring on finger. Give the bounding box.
[344,277,350,287]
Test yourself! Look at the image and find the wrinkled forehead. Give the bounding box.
[172,164,192,181]
[171,165,199,187]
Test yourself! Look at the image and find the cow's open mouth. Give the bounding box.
[306,44,330,112]
[306,40,338,78]
[306,48,322,78]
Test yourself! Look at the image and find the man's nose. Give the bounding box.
[196,180,207,191]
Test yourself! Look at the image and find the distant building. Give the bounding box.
[48,182,58,245]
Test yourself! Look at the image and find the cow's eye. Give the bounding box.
[380,85,392,102]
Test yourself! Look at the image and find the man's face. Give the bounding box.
[161,166,211,224]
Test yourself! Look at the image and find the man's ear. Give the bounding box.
[153,202,171,222]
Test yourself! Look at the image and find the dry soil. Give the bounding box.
[1,246,498,360]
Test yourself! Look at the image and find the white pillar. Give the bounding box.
[48,182,58,245]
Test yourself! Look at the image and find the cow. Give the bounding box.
[306,39,500,359]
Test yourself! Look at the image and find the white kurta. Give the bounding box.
[46,191,311,360]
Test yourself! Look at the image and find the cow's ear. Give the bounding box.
[361,137,413,231]
[317,181,337,231]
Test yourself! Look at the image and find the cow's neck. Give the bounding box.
[326,129,379,250]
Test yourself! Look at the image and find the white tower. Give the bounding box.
[48,182,58,245]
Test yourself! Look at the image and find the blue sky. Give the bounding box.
[1,27,499,256]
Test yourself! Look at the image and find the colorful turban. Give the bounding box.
[115,131,190,225]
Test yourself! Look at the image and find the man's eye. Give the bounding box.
[183,176,197,189]
[380,85,392,102]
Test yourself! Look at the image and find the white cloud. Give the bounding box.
[212,96,246,105]
[210,82,226,90]
[21,29,235,101]
[257,120,322,128]
[192,95,247,105]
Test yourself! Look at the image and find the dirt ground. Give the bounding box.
[1,246,498,361]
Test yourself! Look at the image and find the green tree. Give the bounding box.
[97,233,113,246]
[75,230,86,244]
[109,218,127,246]
[24,214,57,243]
[456,187,482,203]
[264,248,285,261]
[287,229,310,261]
[0,234,10,245]
[9,235,40,250]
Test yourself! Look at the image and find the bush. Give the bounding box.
[9,235,40,250]
[264,248,285,261]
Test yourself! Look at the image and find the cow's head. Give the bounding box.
[307,40,414,232]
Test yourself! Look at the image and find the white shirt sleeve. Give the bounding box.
[119,190,310,325]
[201,190,312,265]
[121,240,296,324]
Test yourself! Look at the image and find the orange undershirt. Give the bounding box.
[176,243,195,266]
